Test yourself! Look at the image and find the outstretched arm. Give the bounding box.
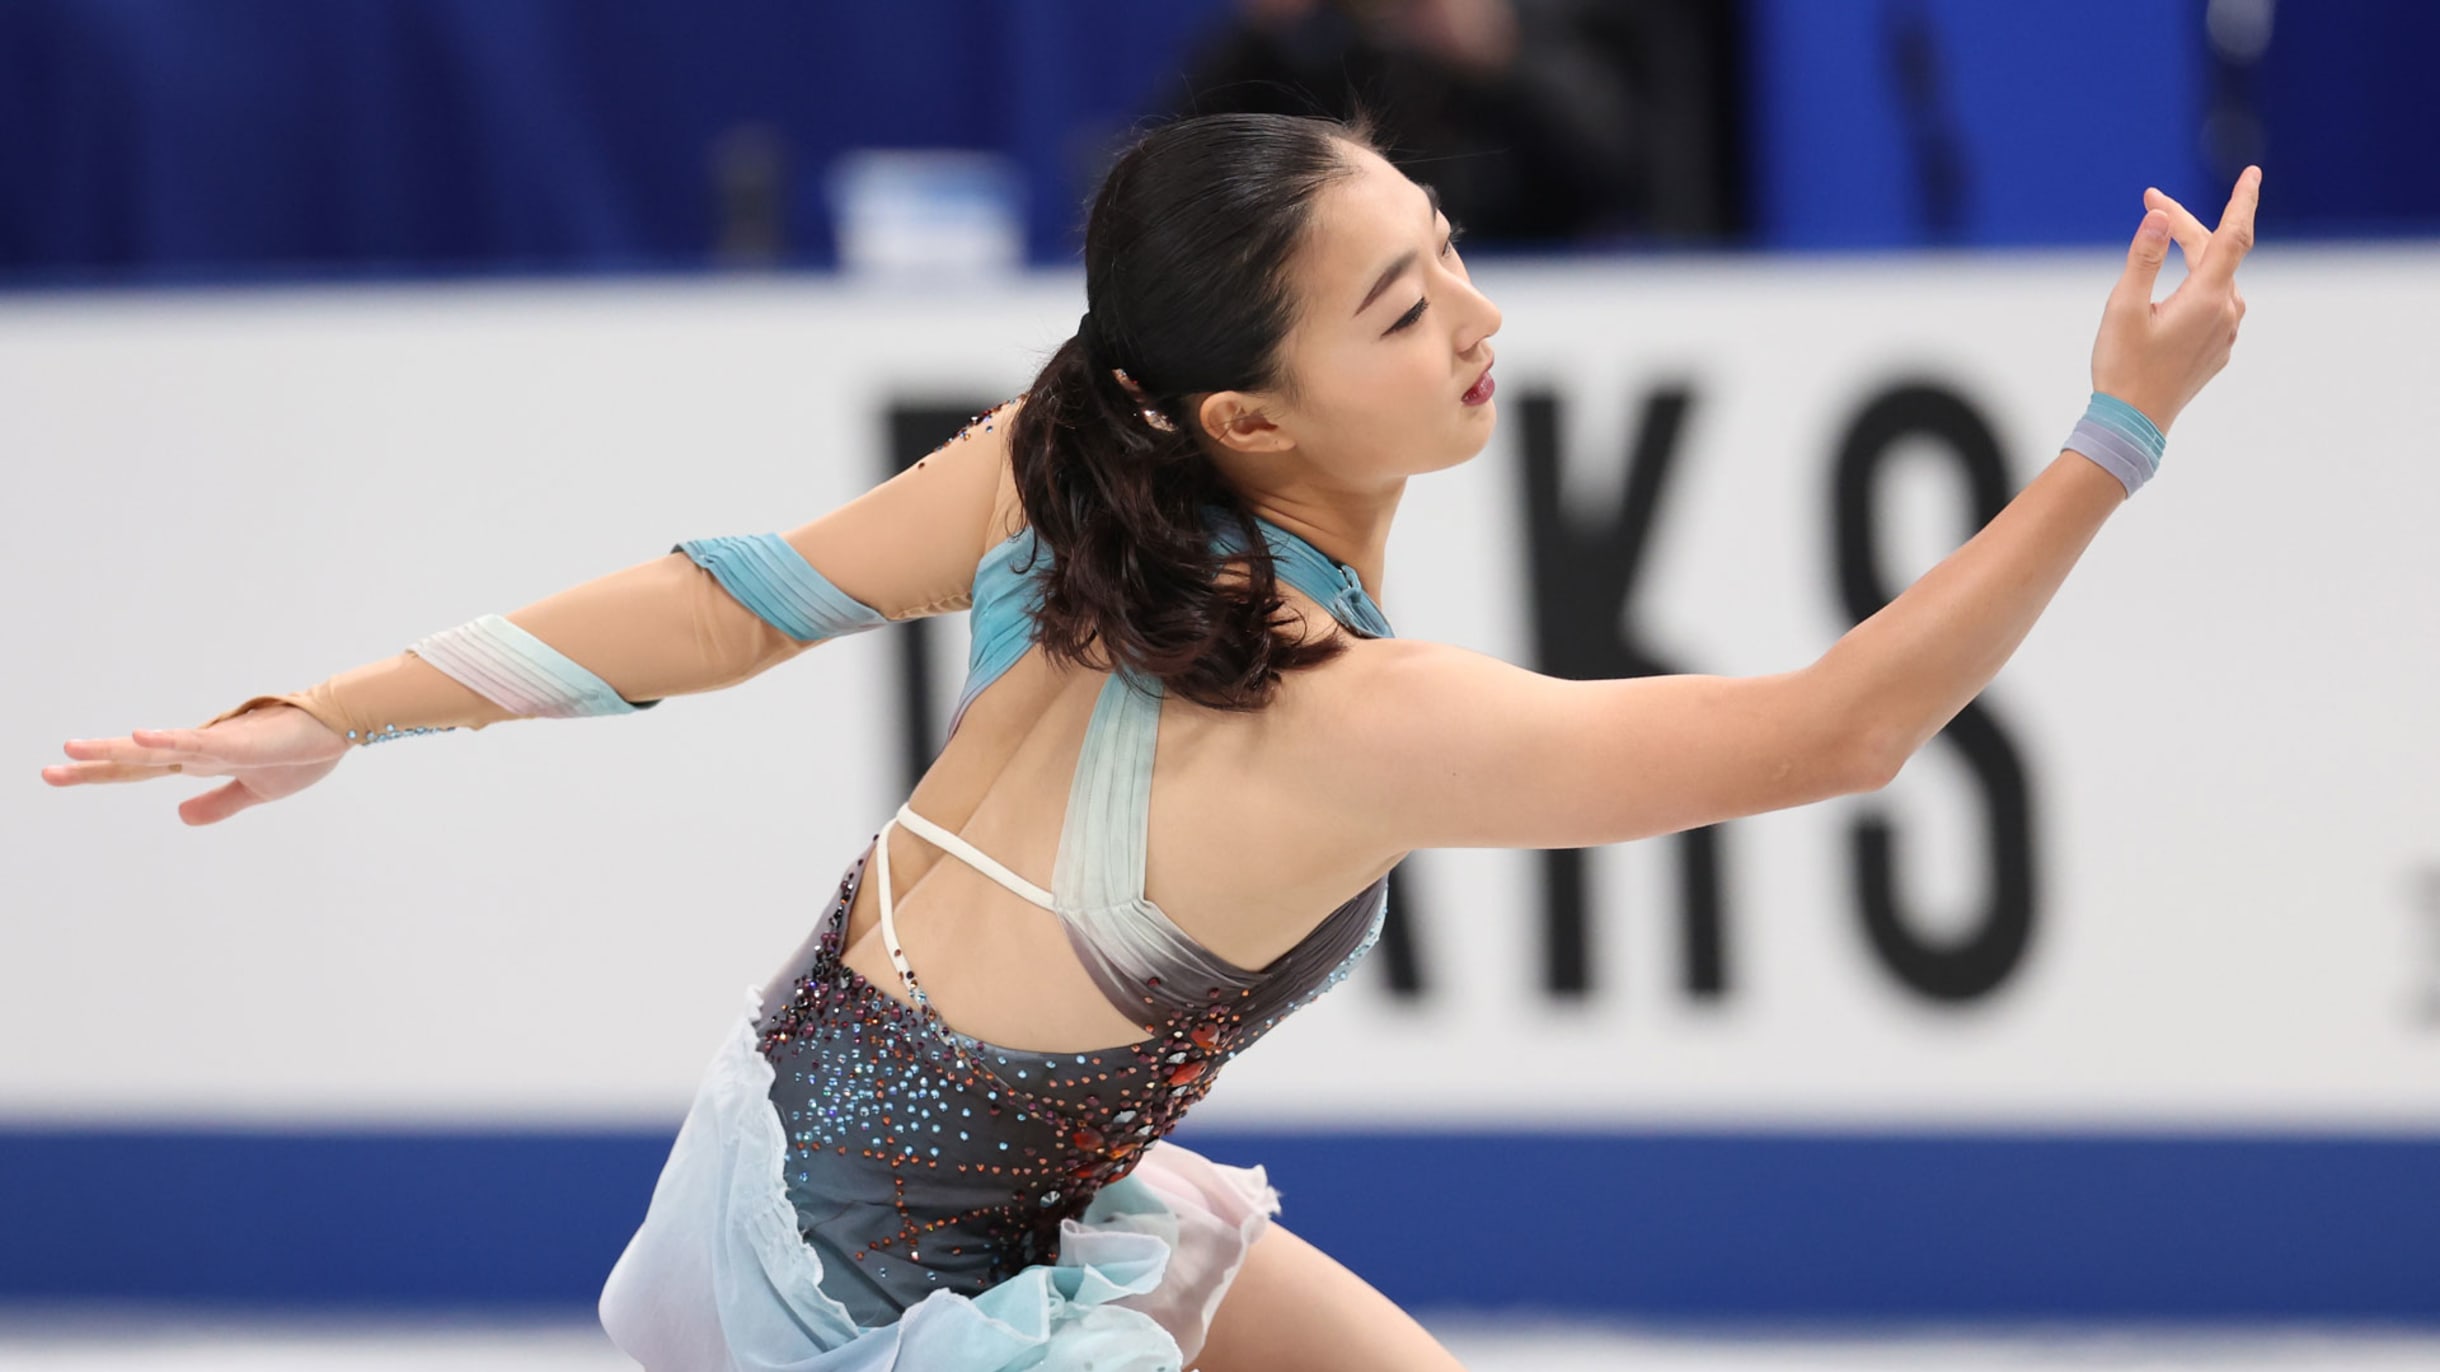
[43,396,1027,820]
[1310,170,2258,862]
[1313,450,2119,855]
[197,396,1024,741]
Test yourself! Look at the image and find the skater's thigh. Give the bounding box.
[1192,1222,1465,1372]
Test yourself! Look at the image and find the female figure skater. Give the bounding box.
[41,112,2258,1370]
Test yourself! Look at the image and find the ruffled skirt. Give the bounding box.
[597,984,1280,1371]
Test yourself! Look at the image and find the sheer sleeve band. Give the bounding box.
[192,396,1021,746]
[194,543,884,745]
[196,650,518,742]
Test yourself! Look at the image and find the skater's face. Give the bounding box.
[1185,142,1502,491]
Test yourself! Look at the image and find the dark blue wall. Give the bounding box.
[1752,0,2440,250]
[2,0,2433,282]
[2252,1,2440,238]
[1751,0,2210,249]
[0,0,1231,281]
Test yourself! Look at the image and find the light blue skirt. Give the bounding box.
[597,984,1280,1371]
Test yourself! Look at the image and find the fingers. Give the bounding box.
[130,727,212,754]
[2142,187,2212,269]
[44,732,209,785]
[179,779,264,827]
[61,733,204,768]
[2109,209,2173,315]
[2200,165,2261,285]
[41,756,193,786]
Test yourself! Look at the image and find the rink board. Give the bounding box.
[1,258,2433,1317]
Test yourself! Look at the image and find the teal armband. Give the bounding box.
[673,533,888,642]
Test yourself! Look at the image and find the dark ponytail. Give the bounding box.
[1007,108,1383,712]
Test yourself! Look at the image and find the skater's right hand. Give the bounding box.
[40,704,349,826]
[2089,165,2260,436]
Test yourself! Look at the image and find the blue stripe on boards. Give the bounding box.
[1,1126,2433,1321]
[0,1127,671,1310]
[1172,1129,2440,1324]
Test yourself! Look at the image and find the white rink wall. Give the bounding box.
[2,252,2434,1325]
[5,253,2433,1132]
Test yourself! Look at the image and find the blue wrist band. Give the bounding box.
[2064,391,2166,497]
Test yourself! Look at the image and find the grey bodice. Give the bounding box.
[751,511,1397,1323]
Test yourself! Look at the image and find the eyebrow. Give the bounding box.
[1353,181,1444,318]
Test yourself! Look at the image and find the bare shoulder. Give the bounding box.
[1263,630,1880,859]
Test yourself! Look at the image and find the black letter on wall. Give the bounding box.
[1518,386,1729,1001]
[1830,382,2038,1002]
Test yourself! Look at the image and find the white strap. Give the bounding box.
[871,817,923,1004]
[872,804,1060,1007]
[893,803,1058,909]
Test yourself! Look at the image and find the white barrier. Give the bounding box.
[3,250,2433,1133]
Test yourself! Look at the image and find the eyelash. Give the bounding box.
[1387,222,1468,334]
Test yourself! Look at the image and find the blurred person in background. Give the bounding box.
[1173,0,1741,245]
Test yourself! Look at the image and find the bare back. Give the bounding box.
[835,473,1405,1053]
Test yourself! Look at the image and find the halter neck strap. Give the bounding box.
[1210,509,1395,639]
